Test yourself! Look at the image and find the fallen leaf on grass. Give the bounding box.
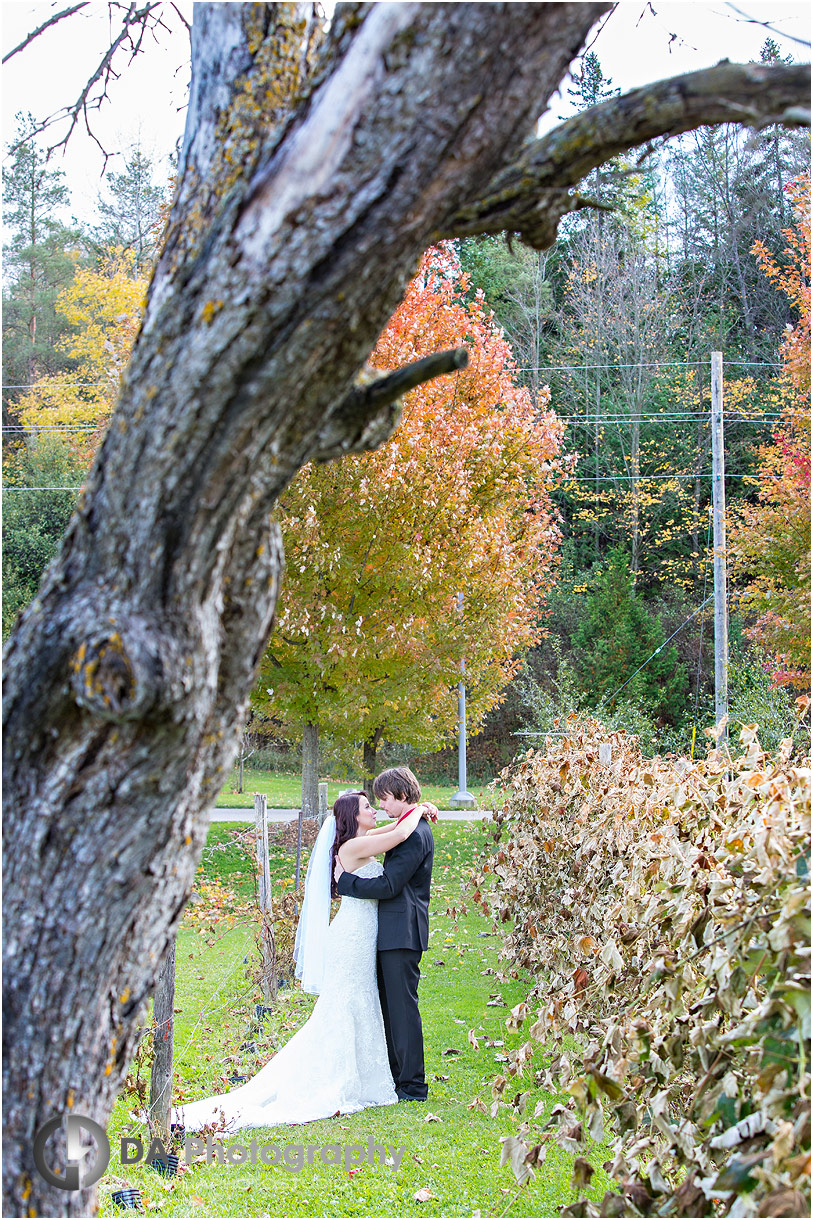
[442,1047,461,1056]
[414,1187,436,1203]
[433,1074,449,1082]
[468,1029,480,1050]
[423,1111,441,1122]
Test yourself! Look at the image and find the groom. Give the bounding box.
[334,765,434,1101]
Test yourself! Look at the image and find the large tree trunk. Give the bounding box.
[2,4,807,1213]
[2,11,605,1211]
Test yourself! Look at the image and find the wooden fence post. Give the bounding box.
[254,794,276,1002]
[148,939,175,1142]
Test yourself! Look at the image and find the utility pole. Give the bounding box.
[451,592,475,808]
[711,352,729,735]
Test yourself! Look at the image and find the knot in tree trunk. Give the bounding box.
[69,618,186,722]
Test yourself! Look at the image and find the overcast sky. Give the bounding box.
[1,0,810,225]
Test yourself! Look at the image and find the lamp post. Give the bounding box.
[451,592,475,808]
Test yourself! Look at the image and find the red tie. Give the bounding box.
[394,805,416,827]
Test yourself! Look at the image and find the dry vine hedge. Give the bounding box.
[473,714,810,1217]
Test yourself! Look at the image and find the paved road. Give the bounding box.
[211,807,491,823]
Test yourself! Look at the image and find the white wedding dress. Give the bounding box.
[173,860,398,1131]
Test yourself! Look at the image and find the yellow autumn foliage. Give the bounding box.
[16,247,147,448]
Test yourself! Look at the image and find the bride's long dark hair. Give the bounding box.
[330,791,369,898]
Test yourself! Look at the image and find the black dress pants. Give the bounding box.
[376,947,427,1099]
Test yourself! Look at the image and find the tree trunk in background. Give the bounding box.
[2,4,806,1211]
[363,729,383,793]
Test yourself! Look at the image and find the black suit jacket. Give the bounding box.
[336,819,433,951]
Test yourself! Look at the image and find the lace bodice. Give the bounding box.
[174,857,396,1130]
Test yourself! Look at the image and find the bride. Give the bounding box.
[170,791,429,1132]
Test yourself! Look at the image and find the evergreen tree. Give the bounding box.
[566,50,618,110]
[572,547,688,724]
[87,144,168,274]
[2,114,80,405]
[565,53,628,209]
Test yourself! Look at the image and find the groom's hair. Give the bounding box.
[373,766,421,804]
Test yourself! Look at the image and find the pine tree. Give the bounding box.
[2,114,80,405]
[87,143,168,274]
[573,547,688,724]
[566,50,617,110]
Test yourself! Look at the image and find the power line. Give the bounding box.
[511,359,782,373]
[559,472,785,482]
[1,359,783,388]
[552,414,808,422]
[2,424,105,432]
[3,470,787,493]
[2,383,110,388]
[3,413,807,435]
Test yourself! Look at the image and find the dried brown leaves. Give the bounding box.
[481,715,810,1216]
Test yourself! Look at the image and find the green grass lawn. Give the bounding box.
[215,768,497,811]
[99,822,614,1218]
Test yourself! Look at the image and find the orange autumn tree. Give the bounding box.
[255,244,566,806]
[730,173,811,688]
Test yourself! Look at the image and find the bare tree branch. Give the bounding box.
[725,2,811,49]
[169,1,191,35]
[1,2,90,65]
[6,0,171,165]
[450,60,811,248]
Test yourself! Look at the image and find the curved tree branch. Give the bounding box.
[450,60,811,248]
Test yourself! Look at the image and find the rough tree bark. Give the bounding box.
[362,726,383,791]
[2,3,808,1214]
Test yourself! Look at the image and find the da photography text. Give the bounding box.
[123,1134,407,1172]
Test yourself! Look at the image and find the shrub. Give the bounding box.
[474,712,811,1216]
